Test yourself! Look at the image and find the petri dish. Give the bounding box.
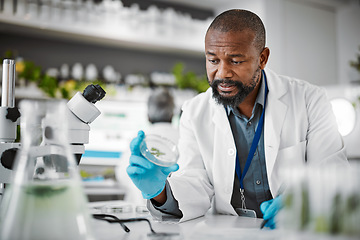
[140,134,179,167]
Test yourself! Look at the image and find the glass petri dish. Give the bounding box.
[140,134,179,167]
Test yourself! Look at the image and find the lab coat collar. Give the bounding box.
[262,68,288,195]
[209,90,232,135]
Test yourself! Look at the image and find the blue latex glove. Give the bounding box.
[260,195,283,229]
[126,130,179,199]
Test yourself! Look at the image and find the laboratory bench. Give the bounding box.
[88,201,358,240]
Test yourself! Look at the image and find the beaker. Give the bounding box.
[0,100,95,240]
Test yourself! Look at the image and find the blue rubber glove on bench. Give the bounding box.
[260,195,283,229]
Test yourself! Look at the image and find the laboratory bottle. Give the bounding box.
[0,100,95,240]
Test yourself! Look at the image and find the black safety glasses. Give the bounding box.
[92,213,179,237]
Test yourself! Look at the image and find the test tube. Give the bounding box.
[1,59,16,108]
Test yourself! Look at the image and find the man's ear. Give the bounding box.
[259,47,270,69]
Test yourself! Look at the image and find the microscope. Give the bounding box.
[0,59,106,201]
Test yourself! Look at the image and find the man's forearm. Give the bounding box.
[152,188,167,205]
[148,181,183,219]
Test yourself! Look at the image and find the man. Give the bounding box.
[146,87,179,145]
[127,9,347,228]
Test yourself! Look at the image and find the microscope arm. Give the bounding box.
[0,59,19,184]
[0,59,106,185]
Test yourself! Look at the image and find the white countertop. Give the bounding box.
[87,201,358,240]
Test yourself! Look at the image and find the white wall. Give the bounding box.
[212,0,266,17]
[336,0,360,84]
[282,0,338,85]
[263,0,284,74]
[211,0,360,86]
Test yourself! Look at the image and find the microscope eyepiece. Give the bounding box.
[82,84,106,104]
[67,84,105,124]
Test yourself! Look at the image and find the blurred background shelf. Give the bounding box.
[82,179,126,202]
[0,14,205,57]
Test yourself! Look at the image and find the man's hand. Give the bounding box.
[126,130,179,199]
[260,195,283,229]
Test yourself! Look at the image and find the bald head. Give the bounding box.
[207,9,266,54]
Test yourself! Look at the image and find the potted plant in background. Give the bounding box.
[349,46,360,108]
[350,45,360,84]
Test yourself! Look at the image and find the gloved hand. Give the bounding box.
[126,130,179,199]
[260,195,283,229]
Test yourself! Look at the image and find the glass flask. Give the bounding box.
[0,100,95,240]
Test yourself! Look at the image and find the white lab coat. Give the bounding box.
[166,68,347,222]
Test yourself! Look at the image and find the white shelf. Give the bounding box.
[82,179,125,196]
[0,84,47,100]
[0,13,205,57]
[80,157,122,166]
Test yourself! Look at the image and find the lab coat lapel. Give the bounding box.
[263,69,288,194]
[211,100,232,135]
[210,96,237,213]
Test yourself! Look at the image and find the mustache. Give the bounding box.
[210,79,243,88]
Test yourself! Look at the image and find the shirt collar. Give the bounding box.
[225,71,266,116]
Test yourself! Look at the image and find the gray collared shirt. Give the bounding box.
[226,73,272,218]
[152,72,272,219]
